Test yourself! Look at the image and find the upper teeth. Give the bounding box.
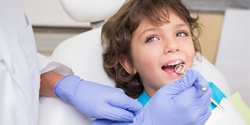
[166,61,182,66]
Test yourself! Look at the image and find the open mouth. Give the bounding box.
[162,61,185,73]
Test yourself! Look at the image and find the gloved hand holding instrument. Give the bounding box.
[175,64,223,110]
[92,69,212,125]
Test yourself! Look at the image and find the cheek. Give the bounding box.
[185,43,196,67]
[185,39,195,54]
[132,51,154,69]
[190,43,196,57]
[189,46,195,57]
[131,47,159,75]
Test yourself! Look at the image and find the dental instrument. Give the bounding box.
[175,64,224,110]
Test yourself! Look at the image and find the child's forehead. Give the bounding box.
[132,13,189,38]
[139,10,187,26]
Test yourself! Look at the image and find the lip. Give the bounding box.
[162,59,185,68]
[161,59,185,77]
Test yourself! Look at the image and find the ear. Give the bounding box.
[119,55,137,74]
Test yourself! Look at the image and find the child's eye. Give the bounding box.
[176,32,188,37]
[146,36,159,43]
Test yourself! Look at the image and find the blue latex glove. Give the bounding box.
[91,120,130,125]
[54,75,142,122]
[92,69,212,125]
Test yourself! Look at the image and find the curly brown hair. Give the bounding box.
[101,0,202,99]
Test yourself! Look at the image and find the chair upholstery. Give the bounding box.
[60,0,125,28]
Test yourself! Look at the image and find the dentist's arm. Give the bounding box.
[40,71,62,97]
[92,69,212,125]
[40,71,142,122]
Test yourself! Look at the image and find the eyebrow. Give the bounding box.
[139,27,158,38]
[139,23,189,38]
[175,23,189,28]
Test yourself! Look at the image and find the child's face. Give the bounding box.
[121,12,195,97]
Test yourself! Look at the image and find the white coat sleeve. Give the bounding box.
[37,53,73,76]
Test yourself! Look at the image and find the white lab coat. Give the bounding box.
[0,0,40,124]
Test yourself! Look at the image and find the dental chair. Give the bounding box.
[38,0,232,124]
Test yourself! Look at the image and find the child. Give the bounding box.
[101,0,248,124]
[102,0,206,100]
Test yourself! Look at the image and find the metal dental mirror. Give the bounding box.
[174,64,224,110]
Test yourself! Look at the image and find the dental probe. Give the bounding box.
[175,64,224,110]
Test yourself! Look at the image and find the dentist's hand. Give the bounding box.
[92,69,212,125]
[132,69,212,125]
[54,75,142,122]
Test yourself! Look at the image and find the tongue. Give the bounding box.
[163,65,176,73]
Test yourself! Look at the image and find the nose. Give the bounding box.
[164,38,179,53]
